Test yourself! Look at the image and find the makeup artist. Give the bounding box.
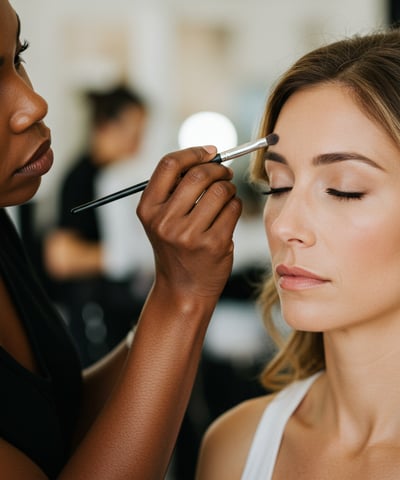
[195,28,400,479]
[44,85,151,367]
[0,1,242,478]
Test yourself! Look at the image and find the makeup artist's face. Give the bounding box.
[264,83,400,333]
[0,0,52,207]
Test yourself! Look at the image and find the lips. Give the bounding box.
[15,139,54,176]
[276,264,329,290]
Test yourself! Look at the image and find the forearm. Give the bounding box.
[59,145,241,479]
[60,282,216,480]
[73,339,130,446]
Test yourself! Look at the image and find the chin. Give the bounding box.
[280,304,332,333]
[0,180,41,208]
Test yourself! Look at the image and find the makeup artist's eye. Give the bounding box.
[262,187,292,197]
[326,188,365,201]
[14,40,29,69]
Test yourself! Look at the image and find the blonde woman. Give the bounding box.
[196,29,400,479]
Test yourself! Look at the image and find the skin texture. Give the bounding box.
[195,84,400,479]
[0,1,242,478]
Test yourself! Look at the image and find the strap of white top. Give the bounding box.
[241,371,322,480]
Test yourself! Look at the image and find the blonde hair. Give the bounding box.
[252,28,400,391]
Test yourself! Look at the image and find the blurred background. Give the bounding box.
[11,0,389,215]
[9,0,396,478]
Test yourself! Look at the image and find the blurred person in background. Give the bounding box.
[44,84,152,366]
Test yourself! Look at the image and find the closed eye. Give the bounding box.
[262,187,365,200]
[326,188,365,200]
[262,187,292,196]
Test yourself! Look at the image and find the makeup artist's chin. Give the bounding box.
[10,187,39,208]
[2,177,45,208]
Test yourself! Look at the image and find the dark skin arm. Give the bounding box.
[73,339,130,445]
[0,145,241,478]
[57,145,242,479]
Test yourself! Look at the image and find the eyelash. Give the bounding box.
[326,188,365,200]
[262,187,291,197]
[263,187,365,201]
[14,40,30,68]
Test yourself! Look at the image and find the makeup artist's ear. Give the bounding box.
[141,146,218,204]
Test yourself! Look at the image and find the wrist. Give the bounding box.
[136,279,218,344]
[152,277,219,318]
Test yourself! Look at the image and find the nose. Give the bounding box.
[9,75,48,133]
[267,188,316,247]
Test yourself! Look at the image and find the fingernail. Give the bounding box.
[203,145,217,154]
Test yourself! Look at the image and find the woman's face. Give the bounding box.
[0,0,52,207]
[264,83,400,333]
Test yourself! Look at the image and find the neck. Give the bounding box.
[321,319,400,445]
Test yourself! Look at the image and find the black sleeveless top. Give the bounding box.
[0,209,83,478]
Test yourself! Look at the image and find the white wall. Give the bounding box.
[10,0,387,221]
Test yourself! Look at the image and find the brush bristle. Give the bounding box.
[266,133,279,146]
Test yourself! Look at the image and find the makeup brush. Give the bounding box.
[71,133,279,214]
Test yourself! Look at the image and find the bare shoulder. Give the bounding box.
[195,392,276,480]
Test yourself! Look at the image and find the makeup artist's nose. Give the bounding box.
[9,76,48,133]
[268,189,316,247]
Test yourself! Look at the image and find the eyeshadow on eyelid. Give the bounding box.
[263,151,287,164]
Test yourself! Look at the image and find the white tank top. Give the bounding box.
[241,371,322,480]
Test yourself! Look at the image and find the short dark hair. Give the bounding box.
[86,85,147,126]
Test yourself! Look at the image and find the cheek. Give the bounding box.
[325,210,400,328]
[263,201,281,252]
[334,207,400,283]
[0,141,16,188]
[263,203,274,248]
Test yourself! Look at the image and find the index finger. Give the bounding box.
[141,145,217,204]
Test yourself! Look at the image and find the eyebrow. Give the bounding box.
[264,150,384,171]
[0,14,21,68]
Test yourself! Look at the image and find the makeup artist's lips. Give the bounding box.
[15,140,54,177]
[276,264,329,291]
